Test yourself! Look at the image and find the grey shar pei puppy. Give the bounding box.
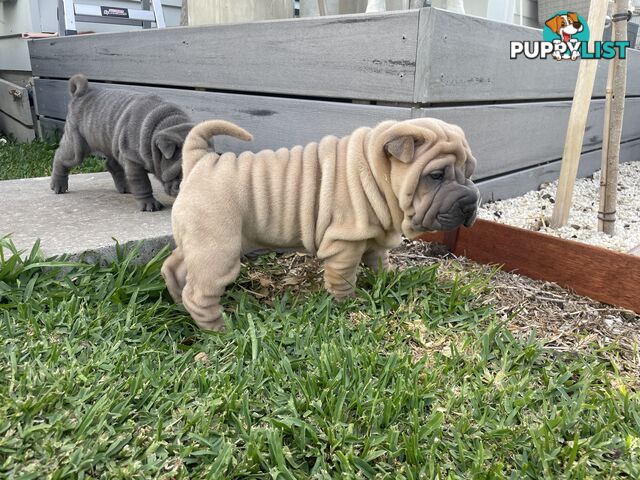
[50,74,194,211]
[162,118,480,331]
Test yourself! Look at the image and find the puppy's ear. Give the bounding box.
[152,123,195,181]
[153,122,195,160]
[567,12,579,24]
[545,15,561,33]
[156,137,176,160]
[385,136,415,163]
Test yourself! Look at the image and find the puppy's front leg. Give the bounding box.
[323,241,367,299]
[124,159,163,211]
[362,247,392,273]
[105,157,129,194]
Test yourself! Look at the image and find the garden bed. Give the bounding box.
[419,215,640,315]
[479,161,640,254]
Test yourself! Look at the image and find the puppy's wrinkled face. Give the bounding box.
[163,176,182,197]
[409,152,479,232]
[385,127,480,238]
[152,122,195,197]
[158,149,183,197]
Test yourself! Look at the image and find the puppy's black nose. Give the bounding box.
[461,198,478,227]
[462,202,476,214]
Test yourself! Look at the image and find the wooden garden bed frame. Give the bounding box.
[419,219,640,314]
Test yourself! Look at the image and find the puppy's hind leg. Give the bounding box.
[181,235,242,331]
[105,157,130,193]
[51,129,88,194]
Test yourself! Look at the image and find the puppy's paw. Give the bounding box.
[50,175,69,194]
[326,285,357,301]
[197,319,226,332]
[138,198,164,212]
[192,311,226,332]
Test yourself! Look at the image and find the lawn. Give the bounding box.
[0,136,104,181]
[1,237,639,479]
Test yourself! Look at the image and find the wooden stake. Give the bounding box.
[550,0,608,228]
[180,0,188,26]
[598,0,628,235]
[599,49,615,232]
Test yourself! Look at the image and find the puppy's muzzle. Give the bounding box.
[435,188,479,230]
[414,182,480,232]
[164,179,181,197]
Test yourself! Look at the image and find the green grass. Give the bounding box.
[0,136,105,181]
[0,238,639,479]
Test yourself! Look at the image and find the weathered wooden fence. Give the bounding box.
[0,79,34,142]
[28,7,640,202]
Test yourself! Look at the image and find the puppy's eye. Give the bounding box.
[428,171,444,181]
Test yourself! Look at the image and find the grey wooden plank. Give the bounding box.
[33,79,413,152]
[415,8,640,103]
[35,79,640,179]
[0,78,33,127]
[38,117,64,140]
[29,10,419,102]
[0,111,36,143]
[477,139,640,203]
[414,98,640,179]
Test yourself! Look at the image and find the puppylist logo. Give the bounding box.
[511,11,630,61]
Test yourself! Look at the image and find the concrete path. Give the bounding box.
[1,172,175,262]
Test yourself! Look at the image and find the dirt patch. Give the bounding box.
[241,239,640,378]
[392,240,640,379]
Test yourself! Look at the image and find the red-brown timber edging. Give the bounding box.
[418,219,640,314]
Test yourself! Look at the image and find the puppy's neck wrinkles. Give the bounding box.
[308,127,404,260]
[351,127,404,233]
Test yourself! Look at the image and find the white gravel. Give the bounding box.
[479,161,640,253]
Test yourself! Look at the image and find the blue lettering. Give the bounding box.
[601,42,616,59]
[580,42,595,59]
[615,41,630,59]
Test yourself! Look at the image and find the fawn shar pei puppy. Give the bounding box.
[162,118,480,330]
[51,74,194,211]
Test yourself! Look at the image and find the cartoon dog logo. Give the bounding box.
[545,12,584,60]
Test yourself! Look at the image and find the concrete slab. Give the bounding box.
[1,172,175,262]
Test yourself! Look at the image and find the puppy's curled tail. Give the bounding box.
[69,74,89,97]
[182,120,253,179]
